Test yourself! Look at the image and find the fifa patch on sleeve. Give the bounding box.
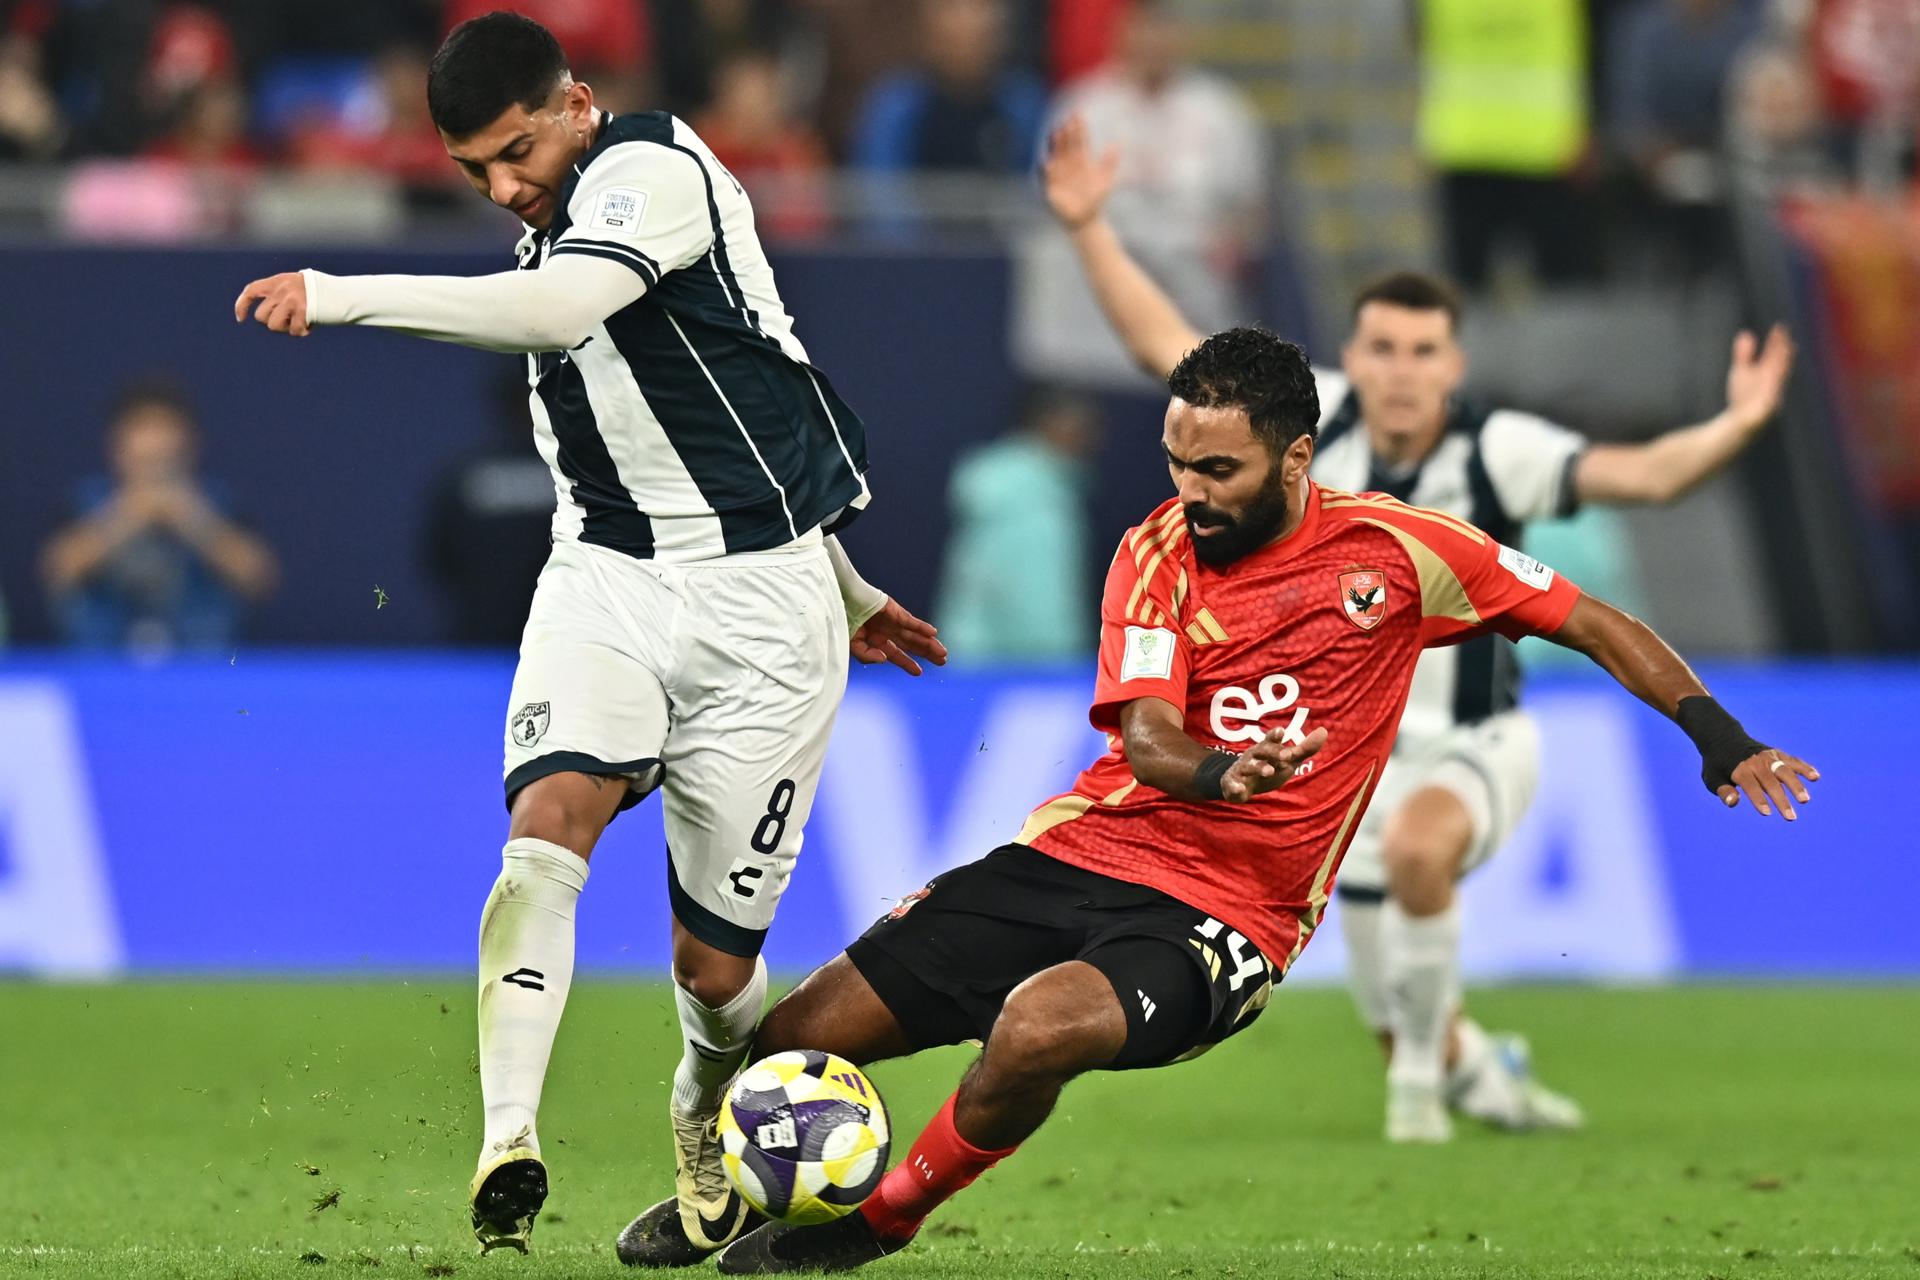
[588,187,649,233]
[1497,544,1555,590]
[1121,626,1177,682]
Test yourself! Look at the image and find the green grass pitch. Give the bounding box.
[2,982,1915,1278]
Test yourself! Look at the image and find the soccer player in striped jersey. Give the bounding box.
[1041,113,1797,1141]
[710,327,1815,1274]
[235,13,944,1261]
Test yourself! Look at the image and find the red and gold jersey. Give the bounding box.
[1017,482,1582,969]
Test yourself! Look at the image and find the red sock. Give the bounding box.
[859,1092,1017,1243]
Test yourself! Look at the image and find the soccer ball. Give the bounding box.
[718,1049,891,1225]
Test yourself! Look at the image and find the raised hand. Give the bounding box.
[1724,323,1795,433]
[1042,112,1120,231]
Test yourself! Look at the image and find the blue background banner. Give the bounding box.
[0,656,1905,979]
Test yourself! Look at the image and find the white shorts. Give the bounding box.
[502,538,849,955]
[1335,710,1541,900]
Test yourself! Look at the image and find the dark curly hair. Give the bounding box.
[428,12,570,138]
[1166,327,1320,457]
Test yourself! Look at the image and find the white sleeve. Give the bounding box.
[549,140,716,286]
[824,535,888,630]
[1479,409,1589,521]
[303,253,647,353]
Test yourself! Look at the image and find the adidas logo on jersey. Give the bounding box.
[1137,989,1157,1022]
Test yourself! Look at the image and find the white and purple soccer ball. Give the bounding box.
[718,1050,891,1225]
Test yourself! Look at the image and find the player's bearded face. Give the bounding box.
[1183,458,1292,566]
[443,82,597,228]
[1166,399,1305,567]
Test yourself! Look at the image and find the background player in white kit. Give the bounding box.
[234,12,944,1262]
[1042,114,1796,1142]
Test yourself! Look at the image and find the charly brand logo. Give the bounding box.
[510,702,550,746]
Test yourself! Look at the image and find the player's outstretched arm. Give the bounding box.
[1120,696,1326,803]
[1572,325,1796,506]
[1549,592,1819,819]
[827,535,947,677]
[1042,113,1203,381]
[233,254,648,354]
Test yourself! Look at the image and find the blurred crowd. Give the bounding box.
[0,1,1908,242]
[4,0,1919,654]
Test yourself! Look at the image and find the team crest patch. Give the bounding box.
[885,887,931,921]
[1339,570,1387,631]
[510,701,551,747]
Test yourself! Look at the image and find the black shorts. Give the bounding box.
[846,845,1276,1070]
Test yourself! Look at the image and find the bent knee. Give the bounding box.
[753,996,811,1057]
[1380,790,1474,882]
[983,971,1125,1084]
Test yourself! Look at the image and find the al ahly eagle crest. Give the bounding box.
[1338,570,1387,631]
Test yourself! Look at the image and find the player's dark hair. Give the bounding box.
[1166,327,1320,455]
[1349,271,1462,333]
[427,12,570,138]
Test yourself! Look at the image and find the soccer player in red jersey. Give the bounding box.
[699,329,1818,1275]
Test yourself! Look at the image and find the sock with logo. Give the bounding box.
[1383,898,1462,1091]
[477,837,589,1162]
[858,1093,1017,1244]
[670,955,768,1117]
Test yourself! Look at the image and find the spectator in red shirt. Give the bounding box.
[695,49,830,240]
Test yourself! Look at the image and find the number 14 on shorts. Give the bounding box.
[1192,918,1266,991]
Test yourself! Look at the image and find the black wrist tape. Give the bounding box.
[1676,695,1768,794]
[1191,750,1236,801]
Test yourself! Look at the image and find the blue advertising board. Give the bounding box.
[0,656,1908,980]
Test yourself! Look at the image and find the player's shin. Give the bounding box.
[1382,899,1461,1140]
[858,1093,1017,1244]
[476,838,588,1162]
[1339,896,1393,1045]
[672,955,769,1117]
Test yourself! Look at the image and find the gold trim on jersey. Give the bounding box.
[1284,764,1377,972]
[1323,492,1487,544]
[1127,505,1185,557]
[1355,518,1482,628]
[1187,607,1228,644]
[1012,795,1093,845]
[1012,776,1139,846]
[1121,514,1190,629]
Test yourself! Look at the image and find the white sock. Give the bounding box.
[477,837,588,1162]
[1383,899,1461,1091]
[1339,897,1392,1036]
[670,956,768,1117]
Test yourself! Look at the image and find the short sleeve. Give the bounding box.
[1356,502,1582,646]
[1479,409,1588,521]
[550,141,716,287]
[1413,519,1582,645]
[1087,527,1193,734]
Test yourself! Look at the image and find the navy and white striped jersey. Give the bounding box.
[1308,368,1586,741]
[517,112,870,562]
